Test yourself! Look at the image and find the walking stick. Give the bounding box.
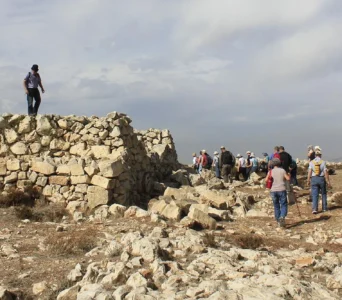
[293,190,302,218]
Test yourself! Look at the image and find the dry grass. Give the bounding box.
[45,227,98,255]
[234,234,263,250]
[0,186,40,207]
[203,232,217,248]
[14,203,68,222]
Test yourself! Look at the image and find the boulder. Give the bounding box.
[0,286,14,300]
[56,285,79,300]
[188,207,217,230]
[170,170,190,186]
[4,129,18,144]
[200,190,229,209]
[69,164,85,176]
[108,204,127,217]
[87,186,112,209]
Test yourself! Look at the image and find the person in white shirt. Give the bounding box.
[192,153,198,173]
[212,151,220,178]
[236,154,247,181]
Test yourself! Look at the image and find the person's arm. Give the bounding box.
[307,168,312,186]
[265,171,270,182]
[219,154,222,168]
[284,172,291,181]
[38,77,45,93]
[23,75,29,94]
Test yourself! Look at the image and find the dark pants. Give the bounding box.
[311,176,327,211]
[290,169,298,185]
[236,167,247,181]
[27,88,41,116]
[221,164,232,183]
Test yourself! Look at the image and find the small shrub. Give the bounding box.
[14,203,68,222]
[234,234,263,250]
[203,232,217,248]
[45,228,98,255]
[0,186,40,207]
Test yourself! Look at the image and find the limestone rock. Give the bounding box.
[36,116,52,135]
[200,190,229,209]
[18,116,31,133]
[4,173,18,184]
[98,159,125,178]
[31,161,56,175]
[6,159,20,171]
[87,186,112,209]
[91,175,114,189]
[56,285,79,300]
[108,204,126,217]
[32,281,48,295]
[69,164,84,176]
[49,176,69,186]
[188,207,217,230]
[126,272,148,288]
[91,146,110,159]
[4,129,18,144]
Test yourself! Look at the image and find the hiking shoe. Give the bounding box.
[279,217,286,228]
[312,210,318,214]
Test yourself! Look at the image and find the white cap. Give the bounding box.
[202,149,206,153]
[214,151,219,155]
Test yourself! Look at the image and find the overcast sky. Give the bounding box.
[1,0,342,163]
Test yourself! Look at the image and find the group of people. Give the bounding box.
[192,146,297,185]
[192,144,332,229]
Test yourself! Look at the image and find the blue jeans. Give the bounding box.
[27,88,41,116]
[311,176,327,211]
[215,163,220,178]
[271,190,288,221]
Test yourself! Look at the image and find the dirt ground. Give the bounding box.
[0,172,341,299]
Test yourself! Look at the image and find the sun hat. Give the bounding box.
[315,150,322,155]
[31,64,39,71]
[220,146,225,149]
[246,151,251,154]
[192,152,196,157]
[314,145,321,151]
[214,151,219,155]
[202,149,206,153]
[236,154,242,158]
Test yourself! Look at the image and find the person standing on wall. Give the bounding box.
[23,64,45,116]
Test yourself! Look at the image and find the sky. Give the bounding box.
[1,0,342,163]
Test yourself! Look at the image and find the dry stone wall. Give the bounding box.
[0,112,178,208]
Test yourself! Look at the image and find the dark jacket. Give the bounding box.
[220,151,233,167]
[280,151,292,173]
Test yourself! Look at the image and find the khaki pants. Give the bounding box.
[221,164,232,183]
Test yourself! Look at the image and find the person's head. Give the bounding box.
[192,152,196,157]
[250,152,255,158]
[199,150,202,155]
[279,146,285,153]
[214,151,219,156]
[220,146,225,152]
[262,152,268,157]
[202,149,206,155]
[236,154,242,158]
[314,145,322,151]
[272,158,281,168]
[315,150,322,157]
[274,146,279,153]
[246,151,251,157]
[307,145,314,151]
[31,64,39,74]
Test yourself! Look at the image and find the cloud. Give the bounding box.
[1,0,342,162]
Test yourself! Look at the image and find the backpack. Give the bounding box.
[206,154,213,166]
[290,159,297,170]
[202,154,208,167]
[221,151,233,165]
[314,160,323,176]
[273,152,280,160]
